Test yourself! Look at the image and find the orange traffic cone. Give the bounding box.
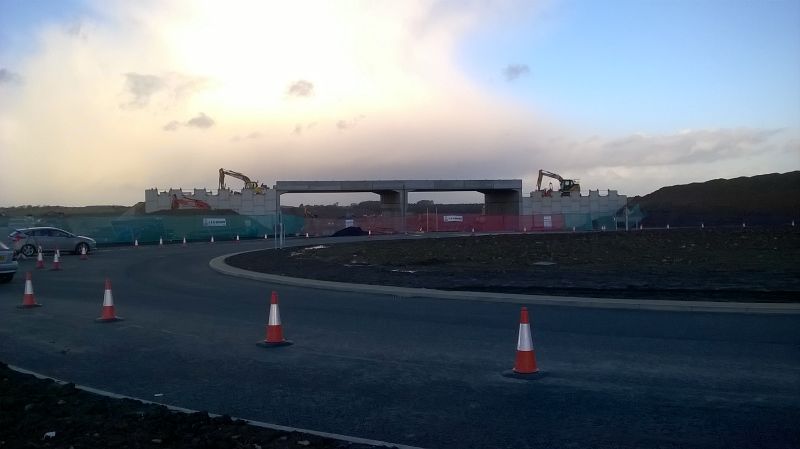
[35,249,45,269]
[96,279,122,322]
[257,291,292,347]
[51,250,62,271]
[236,234,240,242]
[503,307,543,379]
[80,245,88,260]
[159,237,164,247]
[18,272,42,308]
[182,236,187,247]
[210,235,215,243]
[134,239,139,247]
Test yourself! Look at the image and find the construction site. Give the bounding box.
[142,168,629,240]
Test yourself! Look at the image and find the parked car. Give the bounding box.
[9,227,97,257]
[0,241,18,283]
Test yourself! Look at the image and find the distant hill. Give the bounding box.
[630,172,800,226]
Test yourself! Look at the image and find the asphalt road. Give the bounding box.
[1,238,799,449]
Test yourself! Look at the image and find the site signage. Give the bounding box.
[443,215,463,222]
[203,218,227,227]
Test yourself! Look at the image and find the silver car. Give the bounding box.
[9,227,97,257]
[0,241,18,283]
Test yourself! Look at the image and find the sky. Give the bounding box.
[1,0,798,207]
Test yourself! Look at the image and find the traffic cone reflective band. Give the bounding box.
[36,250,44,269]
[51,250,61,271]
[80,245,88,260]
[18,272,41,308]
[513,307,538,374]
[96,279,122,322]
[257,291,292,347]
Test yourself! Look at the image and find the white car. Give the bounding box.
[0,241,18,283]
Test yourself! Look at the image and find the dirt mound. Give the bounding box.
[631,171,800,226]
[0,363,381,449]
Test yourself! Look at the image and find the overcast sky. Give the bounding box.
[1,0,798,206]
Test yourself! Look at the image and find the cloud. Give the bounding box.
[123,73,165,108]
[287,80,314,97]
[186,112,215,129]
[559,128,783,168]
[503,64,530,81]
[162,113,215,131]
[0,68,22,84]
[122,72,209,109]
[336,115,365,131]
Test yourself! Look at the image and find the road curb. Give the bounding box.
[8,364,426,449]
[209,252,800,314]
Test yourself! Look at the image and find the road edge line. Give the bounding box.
[7,364,426,449]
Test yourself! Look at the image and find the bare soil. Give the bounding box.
[228,227,800,302]
[0,364,383,449]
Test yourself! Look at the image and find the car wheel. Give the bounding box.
[75,242,90,255]
[21,244,37,257]
[0,273,13,283]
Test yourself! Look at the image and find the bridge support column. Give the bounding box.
[482,189,521,215]
[376,189,408,233]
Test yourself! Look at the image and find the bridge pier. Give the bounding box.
[482,189,521,215]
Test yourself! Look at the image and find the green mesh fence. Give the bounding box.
[1,214,305,245]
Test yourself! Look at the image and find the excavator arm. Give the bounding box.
[537,170,563,191]
[219,168,266,193]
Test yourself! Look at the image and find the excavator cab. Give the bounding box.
[560,179,579,196]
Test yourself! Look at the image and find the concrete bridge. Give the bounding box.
[274,179,523,217]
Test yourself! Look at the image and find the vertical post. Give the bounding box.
[426,207,429,232]
[625,199,629,231]
[401,185,407,235]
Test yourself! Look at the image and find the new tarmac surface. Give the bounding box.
[1,238,799,448]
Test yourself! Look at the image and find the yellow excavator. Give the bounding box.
[536,169,581,197]
[218,168,267,194]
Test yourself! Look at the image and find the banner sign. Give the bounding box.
[443,215,463,222]
[203,218,227,227]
